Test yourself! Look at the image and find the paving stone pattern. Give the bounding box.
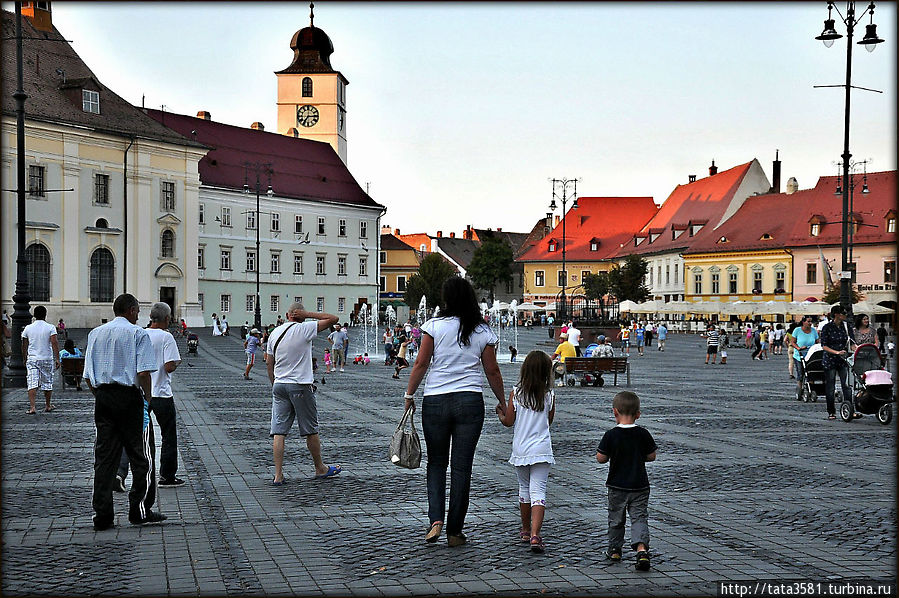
[2,326,895,595]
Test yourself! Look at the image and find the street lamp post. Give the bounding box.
[549,178,579,322]
[243,163,273,331]
[814,1,884,312]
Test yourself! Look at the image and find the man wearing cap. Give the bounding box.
[595,335,614,358]
[244,328,262,380]
[820,305,855,420]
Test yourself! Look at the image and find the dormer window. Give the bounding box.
[887,217,896,234]
[589,238,599,251]
[810,223,820,236]
[717,236,729,244]
[760,233,774,241]
[548,241,557,252]
[82,89,99,114]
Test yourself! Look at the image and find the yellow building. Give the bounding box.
[379,234,421,309]
[682,250,792,302]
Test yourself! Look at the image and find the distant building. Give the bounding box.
[379,233,422,321]
[1,7,208,326]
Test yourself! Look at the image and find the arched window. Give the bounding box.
[95,218,108,228]
[302,77,313,97]
[25,243,50,301]
[161,229,174,258]
[90,248,115,302]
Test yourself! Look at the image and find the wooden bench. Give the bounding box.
[60,357,85,390]
[563,356,630,387]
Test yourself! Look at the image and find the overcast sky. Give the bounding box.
[12,1,897,235]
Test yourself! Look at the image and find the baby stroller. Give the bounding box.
[797,344,827,402]
[840,344,894,424]
[187,333,199,355]
[578,343,605,387]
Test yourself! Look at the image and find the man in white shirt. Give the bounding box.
[145,303,183,487]
[567,321,582,357]
[21,305,59,414]
[266,303,340,484]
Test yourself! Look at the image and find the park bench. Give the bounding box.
[564,356,630,387]
[60,357,84,390]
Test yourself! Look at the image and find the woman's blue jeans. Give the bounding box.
[421,392,485,536]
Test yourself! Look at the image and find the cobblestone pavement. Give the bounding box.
[2,326,896,596]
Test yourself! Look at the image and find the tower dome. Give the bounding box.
[276,3,338,74]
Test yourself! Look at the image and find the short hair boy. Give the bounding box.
[596,391,658,571]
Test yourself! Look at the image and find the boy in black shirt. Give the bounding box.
[596,391,657,571]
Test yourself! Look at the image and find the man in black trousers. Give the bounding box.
[83,293,167,530]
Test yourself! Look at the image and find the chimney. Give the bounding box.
[709,160,718,176]
[287,127,299,137]
[22,1,53,32]
[251,122,265,131]
[450,232,456,238]
[393,228,401,235]
[463,225,472,240]
[688,174,697,183]
[786,177,799,195]
[381,225,391,234]
[197,111,212,121]
[554,215,561,227]
[436,231,442,238]
[770,149,782,194]
[497,227,502,232]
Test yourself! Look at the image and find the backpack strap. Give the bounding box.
[271,322,299,358]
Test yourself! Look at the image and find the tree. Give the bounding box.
[403,274,429,311]
[822,285,862,305]
[583,270,614,321]
[408,253,458,310]
[467,236,514,303]
[609,255,649,303]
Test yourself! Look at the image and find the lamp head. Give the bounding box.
[816,18,842,47]
[859,23,884,52]
[572,198,579,210]
[549,199,557,211]
[243,183,250,195]
[267,185,274,197]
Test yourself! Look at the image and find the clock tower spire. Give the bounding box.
[276,4,348,163]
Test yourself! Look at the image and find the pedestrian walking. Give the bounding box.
[634,322,645,356]
[760,326,770,360]
[645,323,654,348]
[656,323,667,352]
[509,345,518,363]
[21,305,60,414]
[596,391,657,571]
[328,325,348,372]
[704,325,719,365]
[750,327,762,360]
[851,314,878,350]
[496,350,556,554]
[266,303,340,484]
[82,294,166,530]
[719,328,729,364]
[393,336,410,379]
[744,323,753,349]
[56,318,67,340]
[784,325,796,378]
[618,326,631,355]
[820,305,855,420]
[403,277,506,547]
[567,321,582,357]
[789,316,818,400]
[244,328,262,380]
[876,322,887,349]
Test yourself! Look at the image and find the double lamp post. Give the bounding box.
[548,178,579,323]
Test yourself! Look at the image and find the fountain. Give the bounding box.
[417,295,427,326]
[489,300,503,356]
[509,299,519,356]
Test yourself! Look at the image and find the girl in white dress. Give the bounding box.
[211,314,223,336]
[497,350,556,553]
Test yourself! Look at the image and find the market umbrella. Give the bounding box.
[618,300,641,313]
[850,300,895,315]
[633,300,664,313]
[689,300,726,314]
[754,300,789,316]
[721,301,759,316]
[516,302,543,311]
[656,300,695,314]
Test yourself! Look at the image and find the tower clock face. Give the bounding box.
[296,105,319,128]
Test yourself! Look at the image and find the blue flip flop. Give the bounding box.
[315,464,342,479]
[271,477,286,486]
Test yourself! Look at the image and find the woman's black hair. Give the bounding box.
[854,313,869,329]
[440,277,485,346]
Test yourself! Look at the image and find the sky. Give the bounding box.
[14,1,897,236]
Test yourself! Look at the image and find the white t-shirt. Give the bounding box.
[145,327,181,398]
[509,387,555,466]
[567,326,581,347]
[266,320,319,384]
[21,319,57,361]
[421,317,497,395]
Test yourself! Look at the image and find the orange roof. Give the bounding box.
[396,233,433,252]
[684,170,897,254]
[517,197,658,262]
[613,160,759,257]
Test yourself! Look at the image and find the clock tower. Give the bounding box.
[276,3,348,162]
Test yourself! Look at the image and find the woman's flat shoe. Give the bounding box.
[530,535,545,554]
[425,521,443,543]
[519,529,531,543]
[447,533,467,547]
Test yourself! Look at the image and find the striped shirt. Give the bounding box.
[706,330,720,347]
[83,317,157,388]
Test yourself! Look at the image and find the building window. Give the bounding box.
[302,77,313,97]
[25,243,51,301]
[221,294,231,313]
[293,253,303,274]
[199,203,205,224]
[397,275,407,292]
[693,273,702,295]
[887,218,896,233]
[198,293,204,311]
[806,263,817,284]
[379,251,387,264]
[360,221,368,238]
[271,295,279,313]
[82,89,100,113]
[665,264,670,285]
[89,247,115,302]
[548,242,557,252]
[220,249,231,270]
[198,246,205,269]
[28,165,45,197]
[246,294,256,312]
[590,241,598,251]
[657,265,662,286]
[674,263,679,285]
[557,270,567,287]
[582,271,591,284]
[160,229,174,258]
[295,215,303,233]
[810,223,820,237]
[94,174,109,205]
[338,297,345,313]
[338,219,347,237]
[270,251,280,273]
[359,256,367,276]
[271,213,280,232]
[246,250,256,272]
[338,255,347,275]
[420,244,427,252]
[753,271,763,292]
[316,297,325,312]
[294,296,303,305]
[775,271,785,292]
[247,211,256,230]
[885,260,896,284]
[711,273,719,295]
[379,277,386,292]
[221,207,231,227]
[316,254,326,275]
[729,272,737,294]
[318,217,326,235]
[160,181,175,212]
[535,270,545,287]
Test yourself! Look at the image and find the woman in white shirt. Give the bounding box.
[404,277,506,547]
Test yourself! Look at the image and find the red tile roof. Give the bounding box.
[517,197,658,262]
[144,109,382,209]
[612,160,761,257]
[684,171,897,254]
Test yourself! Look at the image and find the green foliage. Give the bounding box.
[582,271,611,302]
[468,236,514,303]
[403,274,429,310]
[609,255,650,303]
[407,253,457,309]
[822,284,862,305]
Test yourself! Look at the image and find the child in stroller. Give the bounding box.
[841,343,894,424]
[186,332,199,354]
